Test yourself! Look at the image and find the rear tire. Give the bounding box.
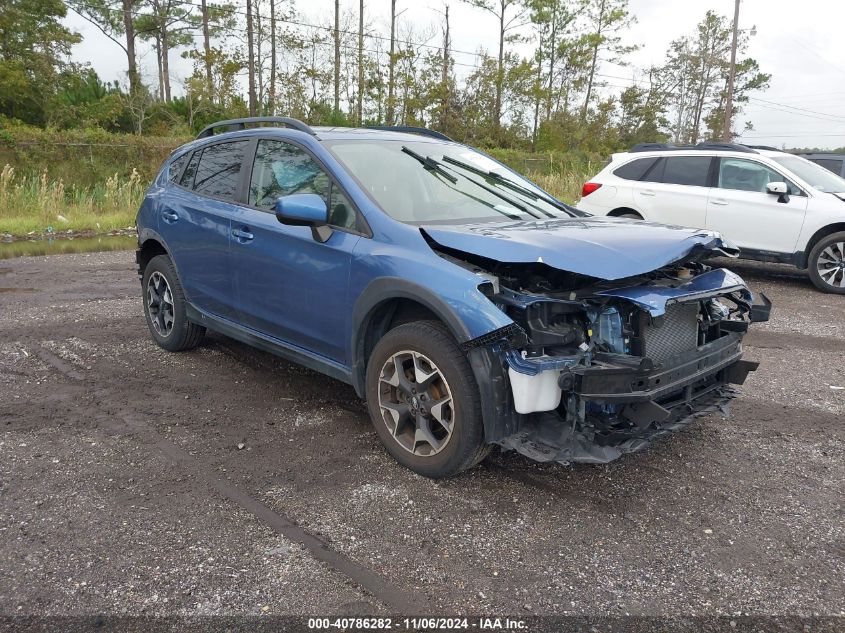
[142,254,206,351]
[365,321,486,478]
[807,232,845,294]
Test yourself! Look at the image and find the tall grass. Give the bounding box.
[0,164,143,235]
[526,165,597,205]
[0,157,598,237]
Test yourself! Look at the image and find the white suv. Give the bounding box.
[576,142,845,293]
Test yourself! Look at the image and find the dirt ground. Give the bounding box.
[0,250,843,627]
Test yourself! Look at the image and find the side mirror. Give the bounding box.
[766,181,790,203]
[275,193,328,226]
[274,193,333,242]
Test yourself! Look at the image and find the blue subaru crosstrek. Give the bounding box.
[136,117,770,478]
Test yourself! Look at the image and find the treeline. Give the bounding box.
[1,0,770,154]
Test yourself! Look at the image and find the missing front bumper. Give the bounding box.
[498,384,737,465]
[497,333,759,465]
[569,333,753,404]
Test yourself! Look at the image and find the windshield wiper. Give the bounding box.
[441,156,570,217]
[401,145,540,220]
[436,163,545,219]
[442,156,540,198]
[401,146,457,184]
[438,182,524,220]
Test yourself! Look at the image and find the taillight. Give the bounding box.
[582,182,602,197]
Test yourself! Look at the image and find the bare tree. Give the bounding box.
[386,0,398,125]
[246,0,257,115]
[441,4,450,89]
[459,0,528,132]
[123,0,140,93]
[334,0,340,113]
[433,2,452,130]
[201,0,213,96]
[67,0,142,95]
[357,0,364,124]
[269,0,277,113]
[581,0,636,121]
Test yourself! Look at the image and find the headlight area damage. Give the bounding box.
[425,226,772,465]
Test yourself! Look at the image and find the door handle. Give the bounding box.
[640,190,655,197]
[232,227,254,242]
[162,210,179,223]
[709,199,728,206]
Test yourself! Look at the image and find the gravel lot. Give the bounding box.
[0,250,843,626]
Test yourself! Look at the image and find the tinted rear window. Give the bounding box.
[192,141,249,200]
[180,151,201,188]
[168,153,190,182]
[661,156,711,186]
[613,157,659,180]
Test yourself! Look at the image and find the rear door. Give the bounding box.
[706,157,808,253]
[231,138,364,364]
[631,155,712,228]
[158,140,249,320]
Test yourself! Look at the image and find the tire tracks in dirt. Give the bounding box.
[31,340,433,615]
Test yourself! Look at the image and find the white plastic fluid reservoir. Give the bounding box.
[508,367,563,414]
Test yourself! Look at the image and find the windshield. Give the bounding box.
[326,139,578,223]
[772,155,845,193]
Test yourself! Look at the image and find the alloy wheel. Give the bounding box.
[146,271,175,337]
[377,350,455,457]
[816,242,845,289]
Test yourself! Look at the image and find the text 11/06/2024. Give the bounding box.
[307,616,527,630]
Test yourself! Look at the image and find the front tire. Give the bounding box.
[808,232,845,294]
[365,321,486,478]
[142,254,205,351]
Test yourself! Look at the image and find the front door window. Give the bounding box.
[717,159,800,195]
[249,140,360,232]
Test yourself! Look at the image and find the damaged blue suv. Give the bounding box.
[136,117,770,478]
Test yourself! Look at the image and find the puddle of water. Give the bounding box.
[0,235,137,260]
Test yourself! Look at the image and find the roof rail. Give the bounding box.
[694,142,757,153]
[630,142,678,152]
[196,116,316,139]
[365,125,453,141]
[629,141,758,154]
[745,145,779,151]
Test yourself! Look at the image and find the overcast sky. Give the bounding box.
[65,0,845,149]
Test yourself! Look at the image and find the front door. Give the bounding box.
[232,139,363,364]
[706,157,808,254]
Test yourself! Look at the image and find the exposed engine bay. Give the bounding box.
[433,244,771,465]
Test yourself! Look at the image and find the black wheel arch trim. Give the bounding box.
[467,346,520,442]
[136,231,190,300]
[137,229,174,273]
[350,277,474,396]
[350,277,518,442]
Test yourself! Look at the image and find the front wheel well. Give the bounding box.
[799,223,845,269]
[360,299,441,373]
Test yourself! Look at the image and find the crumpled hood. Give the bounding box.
[422,216,739,281]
